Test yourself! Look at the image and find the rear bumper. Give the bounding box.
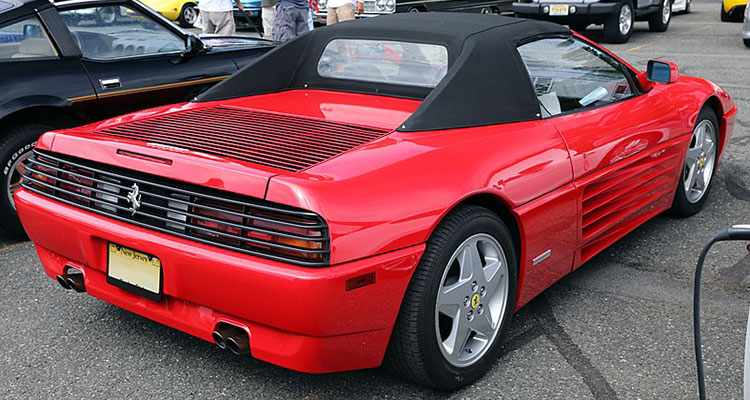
[512,2,620,20]
[15,188,424,373]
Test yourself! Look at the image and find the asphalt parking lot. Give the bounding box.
[2,1,750,398]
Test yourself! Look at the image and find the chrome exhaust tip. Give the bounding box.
[212,324,250,355]
[227,334,250,355]
[56,275,71,290]
[65,274,86,293]
[212,330,227,350]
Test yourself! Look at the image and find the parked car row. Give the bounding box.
[142,0,706,44]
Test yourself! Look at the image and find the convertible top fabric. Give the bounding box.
[196,13,571,131]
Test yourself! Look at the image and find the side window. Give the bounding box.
[0,16,58,62]
[518,37,634,117]
[59,5,185,60]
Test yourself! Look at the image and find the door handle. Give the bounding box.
[99,77,121,90]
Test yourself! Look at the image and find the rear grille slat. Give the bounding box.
[97,107,390,172]
[23,150,331,266]
[106,124,350,161]
[29,151,320,218]
[165,113,373,146]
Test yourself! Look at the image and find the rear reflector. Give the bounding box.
[346,272,376,291]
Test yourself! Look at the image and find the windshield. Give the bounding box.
[317,39,448,88]
[59,5,185,59]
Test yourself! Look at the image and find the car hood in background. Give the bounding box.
[201,35,274,51]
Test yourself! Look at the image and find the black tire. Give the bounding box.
[720,5,742,21]
[385,205,518,390]
[569,22,589,31]
[684,0,691,13]
[0,124,51,238]
[177,3,198,27]
[648,0,671,32]
[669,107,720,217]
[604,1,634,43]
[745,38,750,47]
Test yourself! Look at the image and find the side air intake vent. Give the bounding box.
[96,107,390,172]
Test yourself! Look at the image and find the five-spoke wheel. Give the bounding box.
[435,234,509,367]
[683,119,716,204]
[670,106,719,216]
[386,205,517,390]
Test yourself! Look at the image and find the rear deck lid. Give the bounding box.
[45,99,394,199]
[95,105,391,172]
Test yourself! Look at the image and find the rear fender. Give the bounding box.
[0,95,85,129]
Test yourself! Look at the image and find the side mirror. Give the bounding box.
[647,60,679,84]
[183,34,205,57]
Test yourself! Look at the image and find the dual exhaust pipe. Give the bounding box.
[55,267,249,356]
[212,324,250,355]
[56,267,85,293]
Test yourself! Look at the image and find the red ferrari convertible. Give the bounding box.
[15,14,735,389]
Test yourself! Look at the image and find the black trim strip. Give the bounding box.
[23,182,330,267]
[28,155,326,231]
[31,152,321,219]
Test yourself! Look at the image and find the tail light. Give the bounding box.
[23,151,330,266]
[189,199,328,263]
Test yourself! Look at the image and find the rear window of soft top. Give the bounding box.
[317,39,448,88]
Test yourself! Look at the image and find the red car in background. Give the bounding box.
[15,13,735,389]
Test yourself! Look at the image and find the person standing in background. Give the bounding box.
[273,0,309,42]
[326,0,363,25]
[307,0,315,31]
[199,0,246,34]
[261,0,278,38]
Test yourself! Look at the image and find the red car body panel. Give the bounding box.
[17,56,736,373]
[16,189,424,372]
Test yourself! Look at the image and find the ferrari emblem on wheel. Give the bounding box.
[471,293,480,309]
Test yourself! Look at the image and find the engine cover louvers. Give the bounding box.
[96,106,390,172]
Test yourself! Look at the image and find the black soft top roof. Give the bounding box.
[197,13,571,131]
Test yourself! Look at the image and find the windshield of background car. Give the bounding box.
[518,37,634,117]
[59,5,185,60]
[0,16,58,62]
[317,39,448,88]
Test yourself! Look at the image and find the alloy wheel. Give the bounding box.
[435,233,509,367]
[620,4,633,35]
[683,120,716,204]
[662,0,671,24]
[6,151,31,211]
[184,6,198,25]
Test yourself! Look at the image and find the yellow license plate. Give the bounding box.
[107,243,162,301]
[549,5,569,15]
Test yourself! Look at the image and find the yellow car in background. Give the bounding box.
[722,0,747,21]
[141,0,198,27]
